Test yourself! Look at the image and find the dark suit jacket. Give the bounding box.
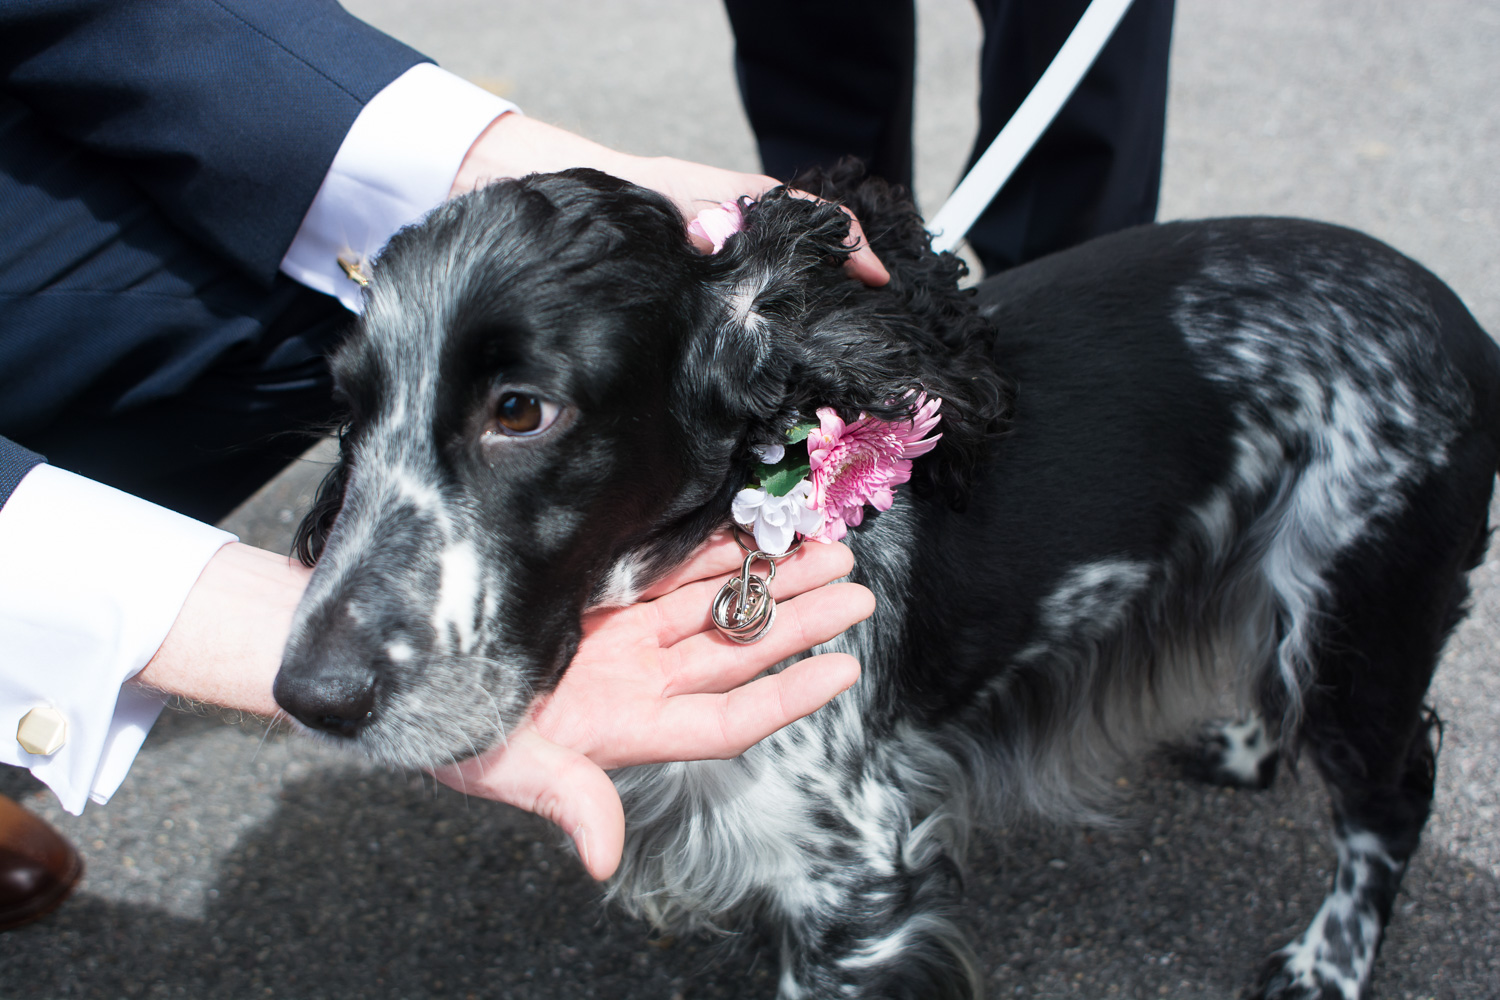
[0,0,427,508]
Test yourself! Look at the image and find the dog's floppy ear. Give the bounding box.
[293,440,351,566]
[685,176,1010,508]
[688,187,918,434]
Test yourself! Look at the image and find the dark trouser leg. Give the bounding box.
[724,0,917,189]
[0,94,351,525]
[723,0,1176,274]
[965,0,1175,273]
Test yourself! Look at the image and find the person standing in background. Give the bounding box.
[725,0,1175,275]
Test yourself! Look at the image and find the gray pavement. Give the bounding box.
[3,2,1498,997]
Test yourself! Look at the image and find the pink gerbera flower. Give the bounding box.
[806,393,942,542]
[687,200,744,253]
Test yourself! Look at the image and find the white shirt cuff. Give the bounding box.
[0,465,237,813]
[279,62,519,313]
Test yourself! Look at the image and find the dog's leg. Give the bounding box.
[1246,454,1491,1000]
[1175,713,1280,790]
[613,706,981,1000]
[772,788,979,1000]
[1249,710,1441,1000]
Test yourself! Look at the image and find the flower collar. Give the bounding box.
[733,395,943,555]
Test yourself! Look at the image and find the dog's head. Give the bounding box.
[274,167,1005,767]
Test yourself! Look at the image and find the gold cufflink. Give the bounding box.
[337,253,371,287]
[17,706,67,756]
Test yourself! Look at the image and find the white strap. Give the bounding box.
[927,0,1137,253]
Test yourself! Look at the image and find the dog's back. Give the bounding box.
[613,195,1500,999]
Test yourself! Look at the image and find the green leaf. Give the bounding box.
[785,422,817,445]
[762,463,811,497]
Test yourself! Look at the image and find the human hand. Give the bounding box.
[622,153,889,286]
[433,533,873,880]
[448,113,889,286]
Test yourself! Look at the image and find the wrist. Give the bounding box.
[133,543,311,717]
[449,113,636,200]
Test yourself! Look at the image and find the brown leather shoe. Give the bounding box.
[0,793,83,932]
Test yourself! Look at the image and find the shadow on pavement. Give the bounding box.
[3,752,1496,999]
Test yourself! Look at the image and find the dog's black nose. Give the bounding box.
[273,670,377,738]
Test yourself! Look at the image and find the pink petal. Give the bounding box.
[817,516,848,542]
[796,394,944,542]
[901,432,941,459]
[898,394,941,435]
[807,435,833,470]
[815,407,846,439]
[687,201,744,253]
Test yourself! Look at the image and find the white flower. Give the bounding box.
[751,441,786,465]
[731,481,824,556]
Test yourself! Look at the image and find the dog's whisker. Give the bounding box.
[250,709,290,764]
[476,684,509,750]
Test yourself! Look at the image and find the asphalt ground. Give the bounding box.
[2,2,1497,998]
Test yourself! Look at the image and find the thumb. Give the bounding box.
[432,728,627,880]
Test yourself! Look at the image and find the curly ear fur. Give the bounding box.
[691,162,1011,509]
[293,437,349,567]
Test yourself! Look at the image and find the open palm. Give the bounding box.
[434,534,872,879]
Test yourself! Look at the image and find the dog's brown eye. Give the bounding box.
[487,391,561,438]
[498,393,542,431]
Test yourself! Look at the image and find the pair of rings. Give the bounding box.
[710,530,803,644]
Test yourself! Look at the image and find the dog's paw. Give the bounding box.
[1170,716,1279,790]
[1242,950,1364,1000]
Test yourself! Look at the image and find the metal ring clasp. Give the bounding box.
[710,530,803,644]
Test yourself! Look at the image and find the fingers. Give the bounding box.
[785,189,890,287]
[597,652,861,769]
[638,531,744,601]
[661,579,874,697]
[649,540,856,648]
[838,213,891,286]
[686,229,715,255]
[673,180,891,287]
[432,728,627,881]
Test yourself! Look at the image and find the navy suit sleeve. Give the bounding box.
[0,0,429,285]
[0,436,44,509]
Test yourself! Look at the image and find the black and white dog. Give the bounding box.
[273,166,1500,999]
